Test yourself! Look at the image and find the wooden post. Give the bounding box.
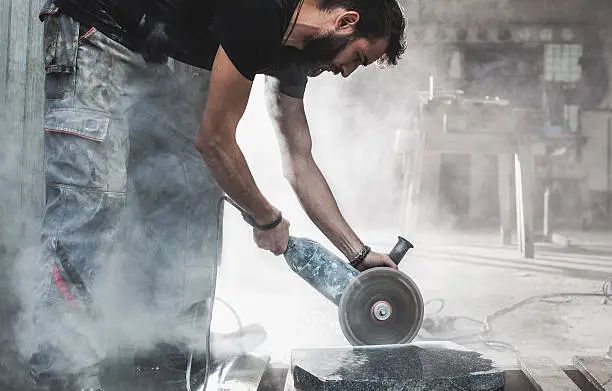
[1,0,45,251]
[401,132,426,235]
[519,356,582,391]
[514,145,535,258]
[422,152,442,224]
[543,186,552,241]
[398,132,415,231]
[498,154,513,245]
[572,356,612,391]
[399,151,413,231]
[0,0,45,388]
[542,148,554,242]
[514,153,525,253]
[469,154,487,221]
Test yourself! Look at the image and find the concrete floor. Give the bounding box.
[211,214,612,370]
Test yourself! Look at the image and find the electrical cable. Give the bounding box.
[184,301,200,391]
[185,196,248,391]
[424,298,445,316]
[185,284,611,390]
[214,297,245,335]
[184,297,244,391]
[187,198,612,385]
[417,277,612,357]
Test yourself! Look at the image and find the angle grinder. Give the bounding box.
[222,196,424,346]
[284,236,424,346]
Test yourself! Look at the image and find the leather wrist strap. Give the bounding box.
[242,211,283,231]
[349,245,371,268]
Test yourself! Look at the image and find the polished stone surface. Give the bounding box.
[290,342,504,391]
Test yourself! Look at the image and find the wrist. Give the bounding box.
[254,207,281,226]
[349,245,371,268]
[344,240,365,260]
[244,207,283,231]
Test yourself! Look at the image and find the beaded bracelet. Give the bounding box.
[349,245,371,268]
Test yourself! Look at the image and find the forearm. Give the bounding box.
[289,159,364,259]
[197,135,278,225]
[264,85,363,259]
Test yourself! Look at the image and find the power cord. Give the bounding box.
[183,280,611,390]
[417,277,612,358]
[187,194,612,386]
[185,297,244,391]
[184,196,248,391]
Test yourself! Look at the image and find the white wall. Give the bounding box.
[580,38,612,194]
[581,112,610,192]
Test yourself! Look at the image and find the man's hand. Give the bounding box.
[354,251,398,271]
[253,217,291,255]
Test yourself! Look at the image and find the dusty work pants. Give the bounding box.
[30,4,223,389]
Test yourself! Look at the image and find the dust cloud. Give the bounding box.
[3,0,612,388]
[216,0,612,367]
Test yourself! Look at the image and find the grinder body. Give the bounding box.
[221,195,423,345]
[283,236,424,346]
[284,237,360,305]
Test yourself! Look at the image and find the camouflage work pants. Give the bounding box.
[31,3,223,389]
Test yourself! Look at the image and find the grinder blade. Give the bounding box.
[338,268,424,346]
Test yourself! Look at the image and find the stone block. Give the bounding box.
[290,342,504,391]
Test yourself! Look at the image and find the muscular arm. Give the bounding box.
[264,78,364,259]
[195,46,279,225]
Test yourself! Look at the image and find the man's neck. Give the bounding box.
[283,0,334,49]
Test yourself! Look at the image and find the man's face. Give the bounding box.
[303,33,388,78]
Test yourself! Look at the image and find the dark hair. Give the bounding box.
[317,0,406,66]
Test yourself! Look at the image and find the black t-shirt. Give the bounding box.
[55,0,310,98]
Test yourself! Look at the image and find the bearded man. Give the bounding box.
[31,0,406,389]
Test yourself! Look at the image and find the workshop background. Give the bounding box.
[2,0,612,390]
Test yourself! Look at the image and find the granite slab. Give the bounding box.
[290,342,504,391]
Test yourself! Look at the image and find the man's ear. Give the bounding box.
[335,11,359,34]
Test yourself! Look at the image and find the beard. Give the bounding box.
[300,33,353,76]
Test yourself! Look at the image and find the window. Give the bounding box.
[564,104,579,133]
[544,44,582,83]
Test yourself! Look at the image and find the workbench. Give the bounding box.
[396,94,583,259]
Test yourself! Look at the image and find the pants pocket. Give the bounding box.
[44,108,110,142]
[42,11,79,107]
[42,13,112,142]
[42,12,79,74]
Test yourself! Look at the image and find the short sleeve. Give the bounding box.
[265,63,309,99]
[212,0,285,81]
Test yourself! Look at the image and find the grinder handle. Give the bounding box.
[388,236,414,266]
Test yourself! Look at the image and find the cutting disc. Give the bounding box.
[338,268,424,346]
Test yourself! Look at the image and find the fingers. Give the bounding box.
[253,218,290,256]
[254,233,284,254]
[380,257,398,269]
[267,235,288,255]
[360,253,398,270]
[271,244,286,256]
[385,258,399,269]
